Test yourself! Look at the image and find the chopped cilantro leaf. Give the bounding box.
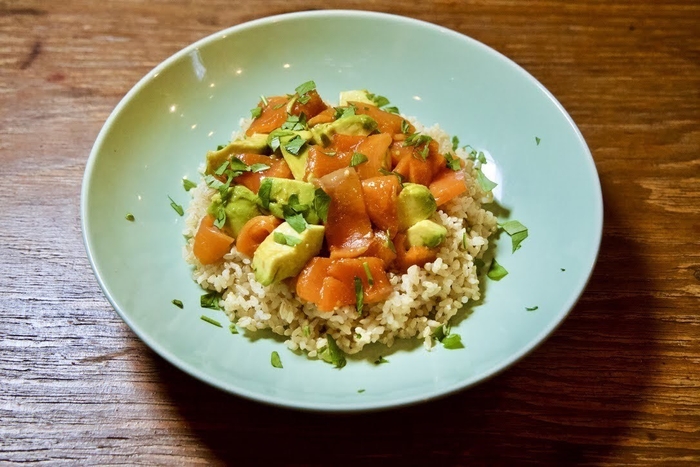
[334,105,356,119]
[249,163,270,173]
[477,151,487,164]
[354,276,364,316]
[400,119,410,134]
[487,259,508,280]
[323,335,346,368]
[125,213,135,222]
[182,178,197,191]
[273,231,301,246]
[172,299,183,309]
[284,211,307,233]
[350,152,368,167]
[313,188,331,223]
[200,315,222,327]
[258,178,272,209]
[200,292,222,310]
[526,306,539,311]
[374,356,389,365]
[303,325,310,337]
[432,324,450,342]
[229,323,239,334]
[445,153,462,171]
[384,106,399,114]
[475,168,498,192]
[502,220,528,252]
[362,261,374,285]
[357,389,366,393]
[168,196,184,216]
[295,80,316,97]
[213,204,226,229]
[250,107,262,119]
[260,95,268,106]
[269,135,281,152]
[536,136,541,145]
[216,144,226,151]
[281,113,307,131]
[442,333,464,349]
[271,351,283,368]
[228,158,249,172]
[214,161,229,176]
[561,268,566,272]
[284,135,306,155]
[366,92,390,108]
[379,168,404,184]
[385,231,396,253]
[451,135,460,151]
[462,232,468,249]
[404,133,432,147]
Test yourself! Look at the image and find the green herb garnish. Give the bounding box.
[172,299,183,309]
[362,261,374,286]
[268,135,281,152]
[182,178,197,192]
[487,259,508,280]
[320,335,346,368]
[451,135,460,151]
[349,152,368,167]
[444,152,462,171]
[258,178,272,210]
[273,231,301,246]
[400,119,410,134]
[475,168,498,192]
[214,160,229,176]
[526,306,539,311]
[204,174,225,191]
[284,212,307,233]
[334,104,356,120]
[216,144,227,151]
[229,323,239,334]
[501,220,528,253]
[125,213,135,222]
[168,196,184,216]
[313,188,331,223]
[385,231,396,253]
[403,133,432,160]
[284,135,306,155]
[271,351,283,368]
[303,325,310,337]
[200,292,222,310]
[358,389,366,393]
[536,136,541,145]
[260,95,269,106]
[295,80,316,102]
[367,92,390,108]
[432,324,450,342]
[462,232,468,249]
[200,315,222,327]
[354,276,364,316]
[442,333,464,349]
[250,107,262,119]
[281,113,307,131]
[374,356,389,365]
[384,106,399,114]
[213,204,226,229]
[249,163,270,173]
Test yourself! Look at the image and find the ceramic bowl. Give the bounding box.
[82,10,603,411]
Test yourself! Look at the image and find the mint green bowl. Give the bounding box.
[81,10,602,411]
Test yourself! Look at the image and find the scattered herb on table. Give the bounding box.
[501,220,529,253]
[357,389,366,393]
[172,299,184,309]
[125,213,135,222]
[200,292,222,310]
[526,306,539,311]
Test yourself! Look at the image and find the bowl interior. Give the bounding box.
[82,11,602,411]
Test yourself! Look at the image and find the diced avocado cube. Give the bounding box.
[208,185,261,237]
[205,134,270,174]
[338,90,375,107]
[396,183,437,231]
[406,219,447,248]
[310,115,378,147]
[259,177,320,225]
[269,129,312,181]
[252,222,325,285]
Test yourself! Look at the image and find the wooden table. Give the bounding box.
[2,1,698,464]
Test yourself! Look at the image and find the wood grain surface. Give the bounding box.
[1,0,698,464]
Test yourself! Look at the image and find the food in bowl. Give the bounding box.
[182,81,498,364]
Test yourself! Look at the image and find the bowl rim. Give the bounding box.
[81,9,604,412]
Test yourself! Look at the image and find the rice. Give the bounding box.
[182,117,498,357]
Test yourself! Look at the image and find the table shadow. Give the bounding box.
[149,179,658,465]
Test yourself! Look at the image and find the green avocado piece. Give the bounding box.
[338,90,375,107]
[259,177,320,224]
[406,219,447,248]
[208,185,261,237]
[252,222,325,285]
[310,114,378,147]
[205,134,270,174]
[397,183,437,231]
